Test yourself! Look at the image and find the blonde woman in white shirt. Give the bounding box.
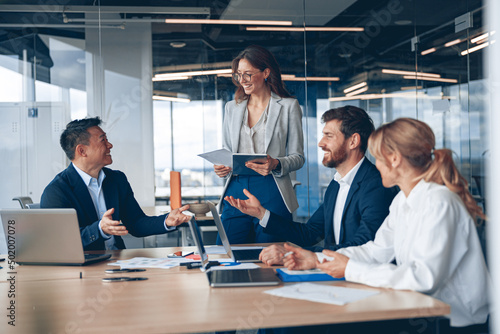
[283,118,489,332]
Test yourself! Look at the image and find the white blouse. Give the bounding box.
[237,104,269,154]
[336,180,489,327]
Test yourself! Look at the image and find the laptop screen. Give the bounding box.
[206,201,236,261]
[187,217,210,271]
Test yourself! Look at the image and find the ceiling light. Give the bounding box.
[283,76,340,81]
[345,86,368,97]
[170,42,186,48]
[153,95,191,103]
[421,48,436,55]
[471,33,489,44]
[329,92,438,102]
[343,82,367,93]
[153,76,189,82]
[402,75,458,83]
[461,42,489,56]
[382,69,441,78]
[164,19,292,26]
[444,39,462,47]
[246,26,363,32]
[154,69,232,80]
[400,86,423,90]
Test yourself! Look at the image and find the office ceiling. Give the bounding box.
[0,0,485,100]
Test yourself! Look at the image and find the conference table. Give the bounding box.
[0,246,450,334]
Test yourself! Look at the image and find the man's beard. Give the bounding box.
[322,142,348,168]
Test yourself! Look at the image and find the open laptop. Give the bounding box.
[207,201,263,263]
[188,218,280,287]
[0,208,111,265]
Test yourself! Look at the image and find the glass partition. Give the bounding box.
[0,0,489,221]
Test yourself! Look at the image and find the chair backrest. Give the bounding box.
[12,196,33,209]
[26,203,41,209]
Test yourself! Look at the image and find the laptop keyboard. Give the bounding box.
[233,249,262,261]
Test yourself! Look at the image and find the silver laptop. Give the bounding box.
[188,218,280,287]
[207,201,263,263]
[0,208,111,265]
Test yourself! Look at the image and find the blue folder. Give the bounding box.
[276,268,345,282]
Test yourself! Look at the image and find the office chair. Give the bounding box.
[12,196,34,209]
[26,203,41,209]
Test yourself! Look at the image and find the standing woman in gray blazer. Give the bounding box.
[214,45,305,244]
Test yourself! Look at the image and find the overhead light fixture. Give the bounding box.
[153,95,191,103]
[403,75,458,83]
[345,86,368,97]
[343,82,367,93]
[444,39,462,47]
[153,76,189,82]
[400,86,423,91]
[421,48,436,55]
[164,19,292,26]
[170,41,186,48]
[246,26,363,32]
[461,42,489,56]
[284,76,340,81]
[382,69,441,78]
[471,33,489,44]
[154,68,232,81]
[329,92,453,102]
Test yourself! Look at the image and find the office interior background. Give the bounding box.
[0,0,498,331]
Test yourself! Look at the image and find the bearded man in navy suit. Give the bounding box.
[41,117,191,251]
[225,106,396,265]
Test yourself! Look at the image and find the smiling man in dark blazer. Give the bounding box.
[224,106,397,265]
[40,117,191,251]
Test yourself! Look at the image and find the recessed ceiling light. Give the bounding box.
[394,20,412,25]
[170,41,186,48]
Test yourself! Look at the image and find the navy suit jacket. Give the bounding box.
[263,159,396,251]
[40,164,169,251]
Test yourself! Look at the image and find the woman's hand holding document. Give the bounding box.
[198,148,268,176]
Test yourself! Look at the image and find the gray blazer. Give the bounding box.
[220,92,305,212]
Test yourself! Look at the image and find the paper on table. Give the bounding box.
[198,148,232,166]
[264,282,379,306]
[210,262,260,270]
[108,257,195,270]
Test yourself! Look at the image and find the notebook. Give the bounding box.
[0,208,111,265]
[188,218,280,287]
[207,201,263,262]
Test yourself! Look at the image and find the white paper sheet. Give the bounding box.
[108,257,194,269]
[264,282,379,306]
[198,148,232,166]
[209,262,260,270]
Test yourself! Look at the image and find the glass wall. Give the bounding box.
[0,0,489,222]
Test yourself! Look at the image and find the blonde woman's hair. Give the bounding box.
[368,118,485,221]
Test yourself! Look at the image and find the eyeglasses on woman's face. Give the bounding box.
[233,70,262,83]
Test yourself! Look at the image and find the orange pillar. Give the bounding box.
[170,171,181,209]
